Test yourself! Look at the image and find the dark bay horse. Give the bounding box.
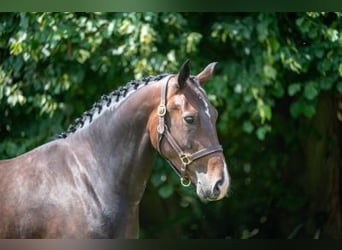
[0,60,229,238]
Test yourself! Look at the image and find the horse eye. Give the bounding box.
[184,116,195,124]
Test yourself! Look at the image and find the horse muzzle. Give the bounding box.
[196,162,230,201]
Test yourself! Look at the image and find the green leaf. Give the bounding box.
[319,78,334,90]
[338,63,342,78]
[257,23,268,42]
[304,82,318,100]
[302,103,316,118]
[256,125,271,141]
[288,83,301,96]
[318,59,332,74]
[263,65,277,80]
[76,49,90,64]
[151,173,163,187]
[260,104,272,122]
[158,185,174,199]
[314,49,324,59]
[272,87,284,98]
[326,28,339,42]
[290,99,316,118]
[5,141,19,156]
[243,121,254,134]
[289,58,302,73]
[269,37,280,51]
[295,17,305,27]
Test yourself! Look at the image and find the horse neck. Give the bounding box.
[66,82,160,206]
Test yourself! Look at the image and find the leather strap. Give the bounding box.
[157,75,174,153]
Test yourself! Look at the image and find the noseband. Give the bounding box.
[156,75,223,187]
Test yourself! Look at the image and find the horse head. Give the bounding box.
[149,60,230,201]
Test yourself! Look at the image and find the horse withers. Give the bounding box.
[0,60,230,238]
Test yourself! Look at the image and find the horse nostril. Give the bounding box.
[213,179,223,196]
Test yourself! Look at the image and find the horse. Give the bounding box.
[0,60,230,238]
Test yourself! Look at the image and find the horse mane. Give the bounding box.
[58,73,168,139]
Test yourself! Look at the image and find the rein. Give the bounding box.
[156,75,223,187]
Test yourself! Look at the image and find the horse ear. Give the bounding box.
[177,59,191,89]
[196,62,218,85]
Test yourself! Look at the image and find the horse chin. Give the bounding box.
[197,192,220,202]
[196,185,222,202]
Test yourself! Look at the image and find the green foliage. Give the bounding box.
[1,12,342,238]
[0,12,200,155]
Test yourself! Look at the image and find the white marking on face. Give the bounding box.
[197,87,211,119]
[202,97,211,118]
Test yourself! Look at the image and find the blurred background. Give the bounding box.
[0,12,341,239]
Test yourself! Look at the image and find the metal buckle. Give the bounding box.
[180,154,192,166]
[157,124,165,134]
[181,176,191,187]
[158,105,166,117]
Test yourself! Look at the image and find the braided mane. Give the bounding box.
[58,73,168,138]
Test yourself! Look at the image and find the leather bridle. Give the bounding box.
[156,75,223,187]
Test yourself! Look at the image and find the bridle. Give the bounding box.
[156,75,223,187]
